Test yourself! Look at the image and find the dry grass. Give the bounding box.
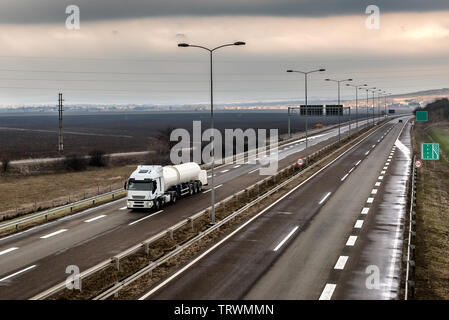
[412,122,449,299]
[0,165,135,213]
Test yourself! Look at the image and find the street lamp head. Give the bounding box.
[347,79,353,81]
[319,68,326,72]
[362,84,367,86]
[325,78,331,81]
[178,43,190,47]
[234,41,246,46]
[287,69,293,73]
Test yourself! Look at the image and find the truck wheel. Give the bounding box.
[198,183,203,192]
[189,185,194,195]
[154,200,160,211]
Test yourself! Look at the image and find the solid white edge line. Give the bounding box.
[138,122,389,300]
[248,168,259,174]
[220,169,229,173]
[40,229,68,239]
[0,247,19,256]
[84,215,106,223]
[319,192,332,204]
[346,235,357,246]
[273,226,299,251]
[319,284,337,300]
[334,256,349,270]
[0,265,37,282]
[128,210,164,226]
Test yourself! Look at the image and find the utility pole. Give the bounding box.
[58,93,64,152]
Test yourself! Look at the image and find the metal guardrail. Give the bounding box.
[0,189,125,233]
[30,120,385,300]
[405,155,417,299]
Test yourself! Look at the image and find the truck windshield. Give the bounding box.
[128,181,154,192]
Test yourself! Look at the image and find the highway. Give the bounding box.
[140,116,412,300]
[0,117,386,299]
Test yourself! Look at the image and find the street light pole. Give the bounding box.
[287,68,325,164]
[325,78,352,144]
[178,41,245,225]
[347,83,367,133]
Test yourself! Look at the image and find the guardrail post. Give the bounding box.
[45,214,48,221]
[188,218,194,231]
[167,229,174,241]
[112,257,120,271]
[407,280,415,298]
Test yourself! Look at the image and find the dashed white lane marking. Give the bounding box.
[248,168,259,174]
[0,247,18,256]
[341,174,349,181]
[220,169,229,173]
[202,184,223,193]
[354,220,364,228]
[377,139,380,142]
[319,284,336,300]
[375,182,381,187]
[119,206,127,210]
[348,167,354,173]
[0,265,37,282]
[128,210,164,226]
[383,166,388,170]
[319,192,332,204]
[84,215,106,223]
[365,151,370,155]
[378,175,384,180]
[367,197,374,203]
[273,226,299,251]
[346,235,358,246]
[388,156,392,159]
[371,189,378,194]
[40,229,67,239]
[233,165,241,168]
[381,170,386,174]
[372,144,376,148]
[355,160,361,166]
[361,207,369,214]
[334,256,349,270]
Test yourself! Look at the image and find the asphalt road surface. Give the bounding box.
[0,117,389,299]
[142,116,412,300]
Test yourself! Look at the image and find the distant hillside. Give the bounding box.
[416,98,449,122]
[394,88,449,98]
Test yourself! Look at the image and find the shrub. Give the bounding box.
[89,150,108,167]
[64,154,87,171]
[1,157,10,173]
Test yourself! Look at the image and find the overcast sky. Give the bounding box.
[0,0,448,106]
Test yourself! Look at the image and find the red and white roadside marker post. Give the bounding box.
[414,159,423,169]
[297,158,305,167]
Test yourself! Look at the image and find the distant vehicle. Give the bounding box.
[315,123,324,128]
[125,162,208,211]
[399,119,403,123]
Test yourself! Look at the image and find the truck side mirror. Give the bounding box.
[124,181,127,190]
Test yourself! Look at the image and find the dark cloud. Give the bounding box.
[1,0,449,24]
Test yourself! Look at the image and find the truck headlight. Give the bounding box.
[127,201,131,207]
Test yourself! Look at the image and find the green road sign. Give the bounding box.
[416,111,428,121]
[421,143,439,160]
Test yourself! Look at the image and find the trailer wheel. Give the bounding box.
[198,183,203,192]
[189,184,194,195]
[172,194,177,204]
[194,182,199,193]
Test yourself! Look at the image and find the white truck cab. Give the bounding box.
[125,163,207,211]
